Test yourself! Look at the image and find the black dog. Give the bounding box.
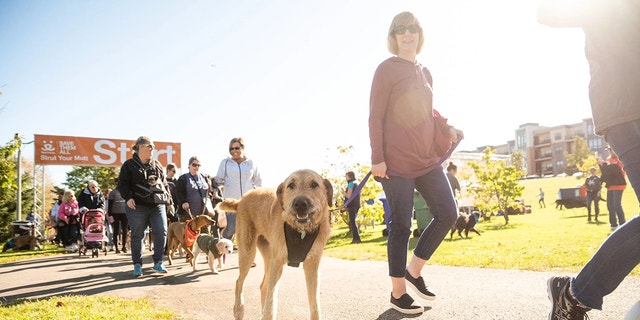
[450,213,481,238]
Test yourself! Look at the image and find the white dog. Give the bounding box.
[192,234,234,274]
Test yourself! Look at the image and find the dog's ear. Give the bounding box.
[276,182,285,210]
[323,178,333,207]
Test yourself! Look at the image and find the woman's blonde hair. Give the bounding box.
[387,11,425,55]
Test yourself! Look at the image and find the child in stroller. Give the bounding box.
[79,208,108,258]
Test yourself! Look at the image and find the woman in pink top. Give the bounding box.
[369,11,463,315]
[58,189,80,253]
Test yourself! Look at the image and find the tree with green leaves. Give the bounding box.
[510,149,526,178]
[0,135,36,242]
[321,146,383,229]
[467,147,524,225]
[564,135,592,176]
[63,166,120,195]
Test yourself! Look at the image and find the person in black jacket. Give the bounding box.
[77,180,106,248]
[77,180,106,212]
[599,147,627,230]
[117,136,169,278]
[175,156,210,223]
[165,163,179,222]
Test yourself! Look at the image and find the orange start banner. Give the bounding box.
[34,134,181,168]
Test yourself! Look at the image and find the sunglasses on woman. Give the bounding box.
[393,24,420,35]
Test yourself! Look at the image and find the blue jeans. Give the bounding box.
[606,189,626,227]
[125,203,167,266]
[380,167,457,277]
[222,212,236,240]
[572,120,640,310]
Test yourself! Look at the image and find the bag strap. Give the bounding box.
[340,171,372,210]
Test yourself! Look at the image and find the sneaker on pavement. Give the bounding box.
[405,271,436,301]
[133,264,143,278]
[152,262,168,274]
[547,276,590,320]
[390,293,423,315]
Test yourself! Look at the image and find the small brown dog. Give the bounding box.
[166,215,216,266]
[2,235,41,252]
[219,169,333,320]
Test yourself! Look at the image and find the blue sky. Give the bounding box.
[0,0,591,187]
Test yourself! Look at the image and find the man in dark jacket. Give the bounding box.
[584,167,602,222]
[77,180,106,212]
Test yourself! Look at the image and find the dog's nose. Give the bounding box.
[292,197,310,213]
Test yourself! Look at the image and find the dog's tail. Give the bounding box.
[218,199,240,212]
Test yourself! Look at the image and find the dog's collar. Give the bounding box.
[184,220,200,247]
[284,223,319,267]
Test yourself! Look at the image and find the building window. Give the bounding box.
[588,137,604,150]
[554,132,562,140]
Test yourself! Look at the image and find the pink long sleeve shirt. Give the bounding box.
[369,57,440,178]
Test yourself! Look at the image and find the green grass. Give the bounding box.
[0,295,178,320]
[0,246,67,264]
[1,176,638,318]
[325,175,640,276]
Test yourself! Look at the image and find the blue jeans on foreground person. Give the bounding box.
[125,203,168,266]
[380,167,457,277]
[572,120,640,310]
[606,189,626,227]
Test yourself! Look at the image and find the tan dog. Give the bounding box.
[166,215,216,266]
[192,235,233,274]
[218,169,333,320]
[2,235,42,252]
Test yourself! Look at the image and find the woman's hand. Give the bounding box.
[127,199,136,210]
[182,202,190,210]
[372,162,388,179]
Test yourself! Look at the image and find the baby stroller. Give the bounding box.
[79,208,107,258]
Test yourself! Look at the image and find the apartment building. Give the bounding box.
[465,119,606,177]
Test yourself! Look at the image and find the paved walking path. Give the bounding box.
[1,250,639,319]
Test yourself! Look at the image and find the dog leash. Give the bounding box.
[334,135,463,211]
